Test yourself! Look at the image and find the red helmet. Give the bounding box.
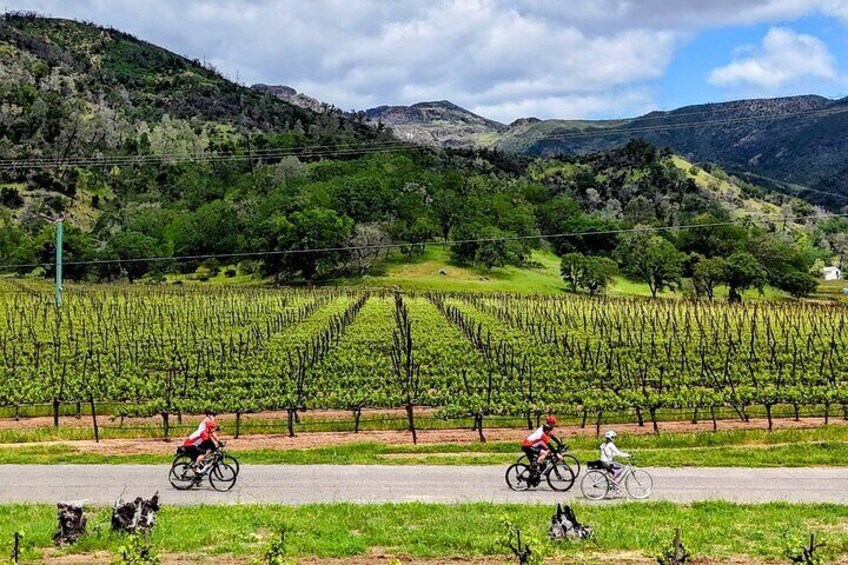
[545,415,557,426]
[204,414,218,430]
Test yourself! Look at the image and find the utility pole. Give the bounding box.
[42,213,66,307]
[55,218,64,307]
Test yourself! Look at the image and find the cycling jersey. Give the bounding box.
[521,426,551,449]
[599,440,630,464]
[183,416,218,448]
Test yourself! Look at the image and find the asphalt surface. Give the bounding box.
[0,465,845,505]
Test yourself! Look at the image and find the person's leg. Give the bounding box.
[195,440,216,470]
[611,463,623,482]
[195,449,210,470]
[537,448,550,469]
[523,447,538,472]
[187,446,202,469]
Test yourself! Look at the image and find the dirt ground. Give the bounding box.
[1,416,844,457]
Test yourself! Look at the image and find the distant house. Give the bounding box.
[822,266,843,281]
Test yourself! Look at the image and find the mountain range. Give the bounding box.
[0,14,839,294]
[257,84,848,208]
[493,95,848,208]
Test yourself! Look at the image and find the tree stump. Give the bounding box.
[111,492,160,534]
[54,502,86,545]
[548,503,594,540]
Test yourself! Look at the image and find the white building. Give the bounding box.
[822,266,843,281]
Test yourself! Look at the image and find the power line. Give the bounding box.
[728,170,848,204]
[1,212,844,272]
[528,105,848,141]
[0,142,423,170]
[0,138,413,166]
[1,100,847,170]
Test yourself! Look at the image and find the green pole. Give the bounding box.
[55,220,63,307]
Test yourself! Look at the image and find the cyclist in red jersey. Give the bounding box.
[182,411,222,474]
[521,415,557,476]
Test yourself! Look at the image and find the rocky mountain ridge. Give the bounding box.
[350,94,848,207]
[251,84,328,114]
[362,100,507,148]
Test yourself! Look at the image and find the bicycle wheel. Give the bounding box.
[209,462,238,492]
[172,454,193,471]
[580,470,610,500]
[561,454,581,478]
[546,461,576,492]
[169,462,196,490]
[222,454,240,476]
[505,463,535,491]
[624,469,653,499]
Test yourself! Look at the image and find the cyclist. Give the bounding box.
[600,430,631,485]
[182,410,222,474]
[521,415,558,477]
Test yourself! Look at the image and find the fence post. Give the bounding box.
[52,398,60,428]
[161,412,170,441]
[12,531,20,564]
[89,395,99,443]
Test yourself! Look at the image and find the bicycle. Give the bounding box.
[172,442,240,477]
[505,445,576,492]
[169,444,239,492]
[516,441,581,479]
[580,457,653,500]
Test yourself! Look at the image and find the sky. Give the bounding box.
[7,0,848,122]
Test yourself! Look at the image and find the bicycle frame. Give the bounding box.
[602,462,646,492]
[606,462,634,480]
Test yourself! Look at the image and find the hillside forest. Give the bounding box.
[0,14,845,300]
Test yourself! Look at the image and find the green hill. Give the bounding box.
[494,95,848,208]
[364,94,848,209]
[0,15,839,303]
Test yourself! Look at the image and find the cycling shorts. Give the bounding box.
[185,439,216,461]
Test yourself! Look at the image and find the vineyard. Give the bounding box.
[1,280,847,439]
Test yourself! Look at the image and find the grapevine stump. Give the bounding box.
[111,492,160,534]
[54,502,86,545]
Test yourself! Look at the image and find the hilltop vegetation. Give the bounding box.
[368,95,848,209]
[496,95,848,209]
[0,14,841,300]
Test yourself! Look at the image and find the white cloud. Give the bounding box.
[5,0,848,120]
[708,27,837,90]
[499,1,841,30]
[471,90,657,123]
[822,0,848,22]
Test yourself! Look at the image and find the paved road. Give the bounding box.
[0,465,845,505]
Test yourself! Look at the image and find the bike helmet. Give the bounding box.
[604,430,617,440]
[545,415,557,426]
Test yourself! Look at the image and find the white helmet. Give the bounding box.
[604,430,617,440]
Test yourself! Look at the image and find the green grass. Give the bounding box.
[333,246,801,300]
[4,425,848,467]
[3,243,823,300]
[161,271,269,286]
[817,279,848,303]
[341,247,571,294]
[2,502,848,563]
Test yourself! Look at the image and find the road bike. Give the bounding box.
[516,441,581,478]
[580,458,652,500]
[172,442,240,477]
[505,445,576,492]
[169,444,239,492]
